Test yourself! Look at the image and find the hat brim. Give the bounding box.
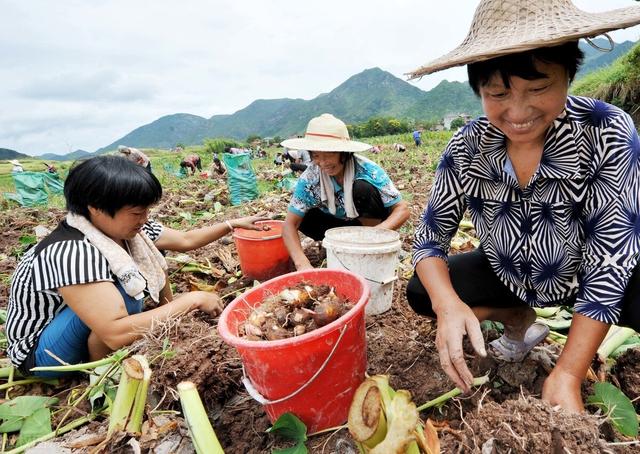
[8,160,20,165]
[408,6,640,78]
[281,137,371,153]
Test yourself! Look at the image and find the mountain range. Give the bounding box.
[93,68,483,155]
[10,38,635,161]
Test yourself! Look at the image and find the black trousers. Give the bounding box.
[406,248,640,331]
[299,180,391,241]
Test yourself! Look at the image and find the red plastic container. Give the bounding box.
[218,269,369,433]
[232,220,293,281]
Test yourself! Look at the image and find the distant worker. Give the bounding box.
[285,149,311,173]
[211,156,226,176]
[180,154,202,176]
[43,163,57,174]
[118,146,151,172]
[412,129,422,146]
[393,143,406,153]
[9,160,23,173]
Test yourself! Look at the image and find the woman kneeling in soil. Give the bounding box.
[6,155,265,377]
[282,113,409,271]
[406,0,640,413]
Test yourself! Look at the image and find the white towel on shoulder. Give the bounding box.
[319,155,359,219]
[66,213,167,302]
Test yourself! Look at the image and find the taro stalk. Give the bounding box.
[349,375,489,453]
[597,325,636,362]
[178,381,224,454]
[107,355,151,436]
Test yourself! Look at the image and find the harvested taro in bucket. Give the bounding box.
[238,283,353,341]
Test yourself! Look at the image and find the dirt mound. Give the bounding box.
[613,347,640,411]
[132,313,242,409]
[441,396,605,453]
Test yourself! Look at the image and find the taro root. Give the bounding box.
[239,283,353,341]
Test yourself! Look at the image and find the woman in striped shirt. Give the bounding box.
[7,155,265,376]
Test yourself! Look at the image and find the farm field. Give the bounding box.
[0,132,639,453]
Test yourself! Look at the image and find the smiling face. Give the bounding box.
[479,60,569,149]
[88,205,150,242]
[310,151,344,177]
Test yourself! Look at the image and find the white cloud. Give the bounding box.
[1,0,639,155]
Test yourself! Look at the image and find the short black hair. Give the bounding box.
[467,41,584,96]
[64,155,162,218]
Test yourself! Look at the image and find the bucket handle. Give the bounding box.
[331,251,398,286]
[241,323,348,406]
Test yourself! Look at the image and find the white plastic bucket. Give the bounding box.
[322,226,401,315]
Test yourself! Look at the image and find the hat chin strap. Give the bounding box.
[585,34,613,52]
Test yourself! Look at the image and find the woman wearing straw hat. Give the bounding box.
[282,113,409,271]
[406,0,640,413]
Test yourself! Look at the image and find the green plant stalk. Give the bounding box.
[108,357,144,436]
[0,377,58,390]
[416,375,489,412]
[548,330,567,345]
[597,325,636,362]
[30,349,129,373]
[55,360,119,432]
[178,381,224,454]
[4,413,96,454]
[126,355,151,434]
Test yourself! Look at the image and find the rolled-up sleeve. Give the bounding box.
[412,141,467,267]
[574,113,640,323]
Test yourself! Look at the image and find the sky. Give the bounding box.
[2,0,640,156]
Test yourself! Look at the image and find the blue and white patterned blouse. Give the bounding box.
[413,96,640,324]
[288,154,402,219]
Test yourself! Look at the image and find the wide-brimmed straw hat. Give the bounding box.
[281,114,371,153]
[408,0,640,78]
[8,160,21,166]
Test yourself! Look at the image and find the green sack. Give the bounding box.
[42,172,64,194]
[277,175,298,192]
[222,152,258,205]
[9,172,48,207]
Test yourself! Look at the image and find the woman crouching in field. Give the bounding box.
[6,155,265,377]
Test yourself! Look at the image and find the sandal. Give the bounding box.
[488,322,550,362]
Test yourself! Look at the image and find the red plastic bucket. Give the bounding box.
[232,220,293,281]
[218,269,369,433]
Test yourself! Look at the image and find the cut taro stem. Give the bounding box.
[178,381,225,454]
[416,375,489,412]
[108,355,151,436]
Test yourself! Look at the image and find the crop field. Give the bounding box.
[0,131,638,453]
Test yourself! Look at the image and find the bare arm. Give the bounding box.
[154,214,270,252]
[58,282,222,351]
[542,314,609,412]
[283,211,313,270]
[416,257,485,392]
[377,200,410,231]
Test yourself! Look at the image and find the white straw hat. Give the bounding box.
[8,160,21,166]
[281,114,371,153]
[408,0,640,78]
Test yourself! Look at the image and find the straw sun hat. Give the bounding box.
[281,113,371,153]
[8,160,21,166]
[408,0,640,78]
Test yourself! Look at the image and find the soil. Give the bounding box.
[0,166,638,453]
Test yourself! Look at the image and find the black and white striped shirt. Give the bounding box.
[6,219,163,367]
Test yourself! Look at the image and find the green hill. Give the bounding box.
[91,39,638,155]
[0,148,30,160]
[97,68,481,153]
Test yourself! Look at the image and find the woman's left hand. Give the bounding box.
[541,367,584,413]
[230,213,272,231]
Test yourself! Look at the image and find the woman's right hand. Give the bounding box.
[194,291,224,316]
[434,300,486,393]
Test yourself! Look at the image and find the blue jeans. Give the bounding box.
[32,282,143,377]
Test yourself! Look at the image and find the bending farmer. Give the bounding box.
[282,113,409,271]
[406,0,640,413]
[6,155,266,377]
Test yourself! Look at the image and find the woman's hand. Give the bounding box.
[435,300,486,393]
[194,291,224,317]
[542,367,584,413]
[230,213,272,231]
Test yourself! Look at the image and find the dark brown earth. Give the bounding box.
[0,165,638,453]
